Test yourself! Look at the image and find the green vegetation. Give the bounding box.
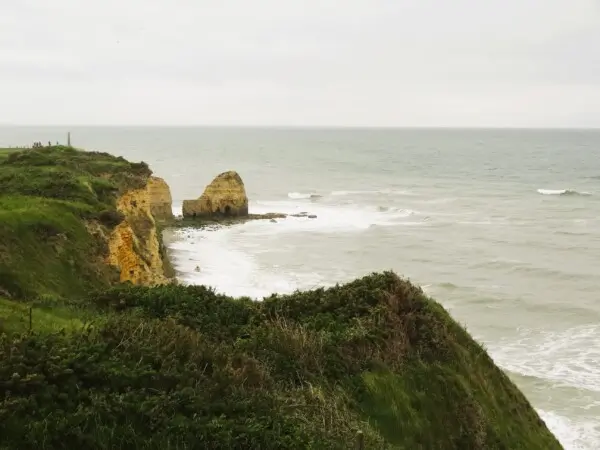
[0,274,561,449]
[0,147,562,449]
[0,148,18,162]
[0,145,149,204]
[0,297,89,335]
[0,146,151,300]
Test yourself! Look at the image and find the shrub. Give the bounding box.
[97,209,125,228]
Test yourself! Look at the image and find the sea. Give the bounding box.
[2,126,599,449]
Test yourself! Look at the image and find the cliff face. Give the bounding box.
[0,146,174,299]
[182,171,248,218]
[106,183,171,286]
[147,176,174,222]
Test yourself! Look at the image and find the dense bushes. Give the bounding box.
[96,209,125,228]
[0,314,383,449]
[0,147,562,448]
[0,273,562,449]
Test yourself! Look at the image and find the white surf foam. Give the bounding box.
[537,189,592,196]
[168,227,324,299]
[538,409,600,450]
[330,188,413,196]
[538,189,567,196]
[167,193,419,298]
[167,208,598,448]
[250,199,417,233]
[482,324,600,448]
[169,197,596,448]
[489,324,600,394]
[287,192,322,200]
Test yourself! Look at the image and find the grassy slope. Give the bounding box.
[0,297,87,334]
[0,148,16,161]
[0,146,562,449]
[0,273,562,449]
[0,146,151,301]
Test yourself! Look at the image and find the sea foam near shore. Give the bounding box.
[166,194,599,450]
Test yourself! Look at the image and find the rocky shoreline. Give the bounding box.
[169,211,317,229]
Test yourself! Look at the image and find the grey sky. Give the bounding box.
[1,0,599,127]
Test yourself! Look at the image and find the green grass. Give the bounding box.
[0,146,152,300]
[0,273,562,449]
[0,195,114,299]
[0,297,87,334]
[0,146,563,449]
[0,148,18,162]
[0,146,150,202]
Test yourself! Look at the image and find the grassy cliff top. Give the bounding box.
[0,146,152,300]
[0,145,151,204]
[0,272,561,449]
[0,146,561,449]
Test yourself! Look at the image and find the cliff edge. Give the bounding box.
[0,146,562,449]
[1,272,563,449]
[0,146,173,300]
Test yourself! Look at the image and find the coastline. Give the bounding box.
[162,204,583,449]
[3,142,576,448]
[1,141,587,448]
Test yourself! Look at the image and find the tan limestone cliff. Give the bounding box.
[147,176,174,222]
[106,181,173,285]
[182,171,248,218]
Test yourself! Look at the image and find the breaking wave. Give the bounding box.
[331,189,413,196]
[537,189,591,196]
[287,192,323,200]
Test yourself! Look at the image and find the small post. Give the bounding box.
[67,131,71,147]
[355,430,364,450]
[29,307,32,331]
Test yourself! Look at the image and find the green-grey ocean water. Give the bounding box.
[2,127,599,448]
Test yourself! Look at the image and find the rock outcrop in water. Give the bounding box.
[179,171,319,225]
[182,171,249,219]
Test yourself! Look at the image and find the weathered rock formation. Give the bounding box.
[106,181,173,285]
[147,176,174,222]
[182,171,248,218]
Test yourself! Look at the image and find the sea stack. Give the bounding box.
[182,171,249,218]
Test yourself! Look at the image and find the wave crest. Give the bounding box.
[331,189,412,196]
[287,192,322,200]
[537,189,591,196]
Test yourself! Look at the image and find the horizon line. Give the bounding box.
[1,124,599,131]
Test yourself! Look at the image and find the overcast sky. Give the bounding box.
[1,0,599,127]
